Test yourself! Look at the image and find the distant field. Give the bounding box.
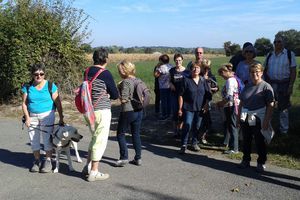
[100,54,300,106]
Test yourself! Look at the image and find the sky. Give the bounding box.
[73,0,300,48]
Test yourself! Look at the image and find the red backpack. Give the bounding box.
[74,67,105,114]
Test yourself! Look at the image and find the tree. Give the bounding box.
[254,38,273,56]
[81,43,92,53]
[223,41,231,56]
[0,0,90,100]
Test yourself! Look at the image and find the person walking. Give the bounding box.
[21,63,64,173]
[81,49,119,182]
[263,36,297,135]
[115,60,143,167]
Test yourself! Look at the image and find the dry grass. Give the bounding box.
[86,53,225,63]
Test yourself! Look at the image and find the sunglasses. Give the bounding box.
[245,50,253,53]
[274,40,282,44]
[33,73,45,77]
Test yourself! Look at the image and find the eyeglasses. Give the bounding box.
[33,73,45,77]
[250,71,261,74]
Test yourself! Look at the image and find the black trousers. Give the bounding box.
[241,117,267,165]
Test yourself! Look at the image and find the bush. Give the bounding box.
[0,0,90,101]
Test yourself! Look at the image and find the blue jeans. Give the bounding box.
[181,110,203,146]
[224,106,238,151]
[117,110,143,160]
[160,88,171,118]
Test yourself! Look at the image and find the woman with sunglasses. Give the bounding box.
[21,63,64,173]
[236,43,260,85]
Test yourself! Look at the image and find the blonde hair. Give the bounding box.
[249,62,264,72]
[201,59,211,69]
[218,63,233,75]
[117,60,136,78]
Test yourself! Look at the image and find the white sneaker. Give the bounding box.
[87,172,110,182]
[115,159,129,167]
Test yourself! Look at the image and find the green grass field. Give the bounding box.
[108,56,300,169]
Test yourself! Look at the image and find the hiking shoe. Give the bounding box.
[256,164,266,173]
[40,159,52,173]
[115,159,129,167]
[238,160,250,169]
[87,172,109,182]
[224,150,239,155]
[130,159,142,166]
[190,144,201,152]
[30,160,40,173]
[179,146,186,154]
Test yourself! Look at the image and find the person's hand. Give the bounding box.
[178,109,183,117]
[202,104,209,114]
[59,118,65,126]
[25,118,31,128]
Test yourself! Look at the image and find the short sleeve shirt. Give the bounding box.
[264,49,297,81]
[21,80,57,113]
[240,81,275,111]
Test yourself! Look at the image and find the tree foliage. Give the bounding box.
[223,41,240,57]
[0,0,90,101]
[254,37,273,56]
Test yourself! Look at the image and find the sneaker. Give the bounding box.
[115,159,129,167]
[224,150,239,154]
[179,146,186,154]
[256,163,266,173]
[190,144,201,152]
[30,160,40,173]
[201,139,208,144]
[130,159,142,166]
[87,172,110,182]
[40,159,52,173]
[238,160,250,169]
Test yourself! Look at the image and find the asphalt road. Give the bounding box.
[0,118,299,200]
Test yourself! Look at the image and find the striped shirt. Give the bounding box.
[264,48,297,81]
[85,66,119,110]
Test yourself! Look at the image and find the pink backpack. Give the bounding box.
[74,67,105,130]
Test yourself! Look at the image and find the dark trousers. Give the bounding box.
[241,117,267,164]
[117,111,143,160]
[154,89,160,113]
[224,106,238,151]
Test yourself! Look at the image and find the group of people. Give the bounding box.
[21,35,297,183]
[22,49,144,182]
[153,36,297,172]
